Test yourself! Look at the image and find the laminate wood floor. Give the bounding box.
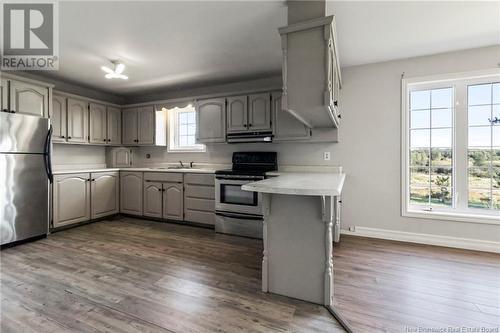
[1,218,499,333]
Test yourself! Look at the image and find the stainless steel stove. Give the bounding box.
[215,152,277,239]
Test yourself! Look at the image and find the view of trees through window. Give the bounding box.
[409,88,453,208]
[467,83,500,210]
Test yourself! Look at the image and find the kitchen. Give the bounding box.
[1,1,499,332]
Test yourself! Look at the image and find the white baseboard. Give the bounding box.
[340,227,500,253]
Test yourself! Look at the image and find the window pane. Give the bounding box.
[468,168,491,189]
[493,150,500,168]
[493,125,500,147]
[179,112,188,123]
[410,129,430,148]
[431,88,453,109]
[188,111,196,123]
[410,149,429,166]
[431,128,452,147]
[431,108,452,128]
[468,149,492,167]
[468,105,491,126]
[493,83,500,104]
[410,90,430,110]
[493,191,500,210]
[410,187,429,205]
[431,148,452,167]
[493,168,500,189]
[493,104,500,119]
[431,187,452,207]
[468,189,491,209]
[410,167,429,187]
[187,124,196,136]
[410,110,430,129]
[431,167,452,187]
[187,136,195,146]
[469,84,491,106]
[180,136,188,146]
[468,126,491,147]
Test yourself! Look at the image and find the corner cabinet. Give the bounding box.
[196,98,226,143]
[279,15,341,128]
[120,171,143,216]
[90,171,119,219]
[53,173,91,227]
[122,106,154,146]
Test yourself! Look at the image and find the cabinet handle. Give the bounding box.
[91,178,95,181]
[61,135,65,138]
[68,136,72,139]
[338,114,342,119]
[86,179,90,182]
[334,101,338,107]
[158,188,162,192]
[103,139,107,142]
[248,124,252,127]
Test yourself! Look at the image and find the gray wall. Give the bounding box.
[333,45,500,243]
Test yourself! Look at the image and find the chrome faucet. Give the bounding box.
[179,161,185,168]
[190,161,194,168]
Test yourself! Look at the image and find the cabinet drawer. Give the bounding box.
[185,184,215,199]
[185,198,214,212]
[185,210,215,226]
[184,173,214,186]
[144,172,183,183]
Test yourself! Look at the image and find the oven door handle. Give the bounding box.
[216,211,263,221]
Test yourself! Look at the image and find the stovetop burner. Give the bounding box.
[215,152,277,176]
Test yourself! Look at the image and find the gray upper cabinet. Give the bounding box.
[1,78,8,111]
[9,79,50,118]
[67,98,89,143]
[196,98,226,143]
[227,95,248,133]
[52,95,67,142]
[279,15,341,128]
[89,103,107,144]
[122,106,154,145]
[107,106,121,145]
[122,108,138,145]
[138,106,155,145]
[272,92,311,141]
[248,93,272,131]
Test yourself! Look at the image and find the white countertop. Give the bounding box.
[52,167,216,175]
[242,172,345,196]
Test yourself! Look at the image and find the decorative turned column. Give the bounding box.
[322,196,334,306]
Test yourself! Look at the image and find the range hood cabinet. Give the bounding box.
[279,15,342,129]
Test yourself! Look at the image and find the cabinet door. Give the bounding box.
[107,106,121,145]
[120,172,143,215]
[10,80,49,117]
[67,98,89,143]
[52,95,67,142]
[248,93,272,131]
[143,181,163,218]
[89,103,107,144]
[1,78,8,111]
[227,95,248,133]
[196,98,226,143]
[122,108,138,145]
[138,106,154,145]
[91,172,119,219]
[53,173,90,227]
[163,182,184,221]
[272,92,311,141]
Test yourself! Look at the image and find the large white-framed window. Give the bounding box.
[402,69,500,224]
[165,104,205,152]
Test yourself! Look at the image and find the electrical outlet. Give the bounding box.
[323,152,331,161]
[349,226,355,232]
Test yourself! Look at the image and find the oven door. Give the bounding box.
[215,176,263,215]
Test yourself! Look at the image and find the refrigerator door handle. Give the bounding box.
[44,125,53,183]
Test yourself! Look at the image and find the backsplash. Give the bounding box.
[52,144,107,170]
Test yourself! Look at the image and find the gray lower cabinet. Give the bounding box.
[196,98,226,143]
[90,171,119,219]
[52,94,67,142]
[143,172,184,221]
[184,174,215,226]
[53,173,91,228]
[272,92,311,141]
[120,171,143,216]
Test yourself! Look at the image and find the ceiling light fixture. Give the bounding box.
[101,60,128,80]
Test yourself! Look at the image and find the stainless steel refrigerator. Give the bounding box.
[0,111,53,246]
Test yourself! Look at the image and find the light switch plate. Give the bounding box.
[323,152,331,161]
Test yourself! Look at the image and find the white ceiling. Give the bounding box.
[44,1,500,95]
